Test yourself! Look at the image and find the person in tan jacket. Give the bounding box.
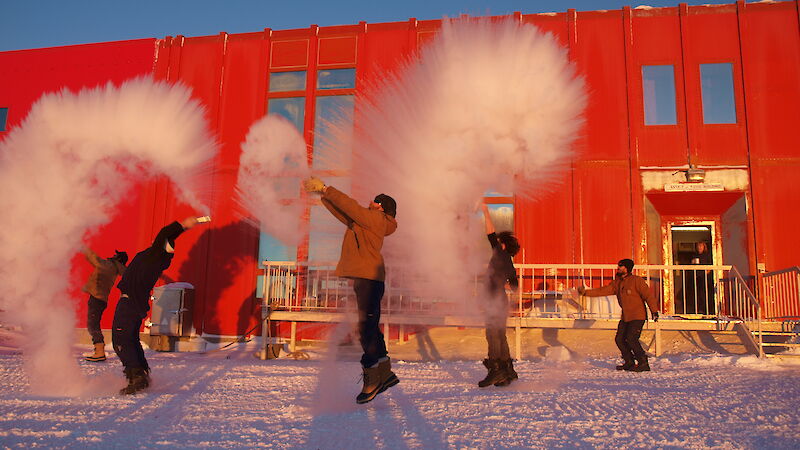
[303,176,398,404]
[81,247,127,362]
[578,259,659,372]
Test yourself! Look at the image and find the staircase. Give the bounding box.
[727,266,800,358]
[753,320,800,359]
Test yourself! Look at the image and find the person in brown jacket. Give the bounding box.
[578,259,659,372]
[303,176,398,404]
[81,247,128,362]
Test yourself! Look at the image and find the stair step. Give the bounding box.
[760,342,800,347]
[753,331,800,335]
[765,353,800,358]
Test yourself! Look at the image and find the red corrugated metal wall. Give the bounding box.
[2,2,798,336]
[0,39,156,330]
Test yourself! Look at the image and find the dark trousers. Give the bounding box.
[87,296,107,345]
[485,291,511,360]
[615,319,646,362]
[354,278,388,368]
[112,296,149,372]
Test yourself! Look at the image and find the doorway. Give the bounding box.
[663,220,721,317]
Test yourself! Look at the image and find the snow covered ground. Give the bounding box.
[1,339,799,449]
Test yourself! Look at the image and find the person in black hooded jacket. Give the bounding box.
[478,203,520,388]
[112,216,207,395]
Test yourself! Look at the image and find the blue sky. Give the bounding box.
[1,0,737,52]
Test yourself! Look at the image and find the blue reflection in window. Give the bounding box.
[257,232,296,265]
[642,65,677,125]
[308,205,344,263]
[0,107,7,131]
[488,203,514,232]
[700,63,736,124]
[317,68,356,90]
[313,95,354,171]
[268,97,305,132]
[269,71,306,92]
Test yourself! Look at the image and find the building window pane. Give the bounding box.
[488,203,514,233]
[317,68,356,90]
[268,97,305,132]
[700,63,736,124]
[0,107,7,131]
[269,71,306,92]
[258,232,296,264]
[642,65,677,125]
[308,205,345,263]
[313,95,354,171]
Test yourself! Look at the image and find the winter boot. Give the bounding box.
[494,359,518,386]
[478,359,509,388]
[632,356,651,372]
[84,343,106,362]
[356,357,398,404]
[120,368,151,395]
[376,358,400,395]
[616,359,636,371]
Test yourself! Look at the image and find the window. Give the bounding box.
[312,95,354,172]
[700,63,736,124]
[317,68,356,90]
[267,97,305,132]
[642,65,677,125]
[308,95,355,262]
[487,203,514,233]
[0,107,7,132]
[260,84,306,264]
[269,71,306,92]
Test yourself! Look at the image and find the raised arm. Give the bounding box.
[482,203,496,236]
[82,246,103,268]
[150,221,187,249]
[321,197,352,226]
[322,186,375,229]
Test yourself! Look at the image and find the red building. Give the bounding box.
[1,1,798,340]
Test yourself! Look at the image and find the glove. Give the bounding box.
[303,177,325,193]
[652,311,659,322]
[577,286,586,296]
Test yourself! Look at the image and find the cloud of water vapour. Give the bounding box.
[235,115,310,248]
[0,77,217,396]
[326,18,587,304]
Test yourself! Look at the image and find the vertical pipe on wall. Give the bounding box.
[735,0,762,286]
[621,7,647,266]
[678,3,696,166]
[567,9,580,264]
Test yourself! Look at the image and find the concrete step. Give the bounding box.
[761,342,800,347]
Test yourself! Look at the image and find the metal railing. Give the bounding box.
[762,266,800,320]
[719,266,763,356]
[261,261,741,318]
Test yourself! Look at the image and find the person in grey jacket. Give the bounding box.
[81,247,127,362]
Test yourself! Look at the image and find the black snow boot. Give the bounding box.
[616,360,636,371]
[632,356,651,372]
[356,357,399,404]
[120,367,151,395]
[478,359,509,388]
[494,359,518,386]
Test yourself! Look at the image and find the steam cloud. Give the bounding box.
[0,77,217,396]
[235,115,310,247]
[328,18,587,304]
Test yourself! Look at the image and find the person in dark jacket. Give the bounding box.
[303,176,398,404]
[82,247,128,362]
[478,203,520,387]
[578,259,659,372]
[113,216,207,395]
